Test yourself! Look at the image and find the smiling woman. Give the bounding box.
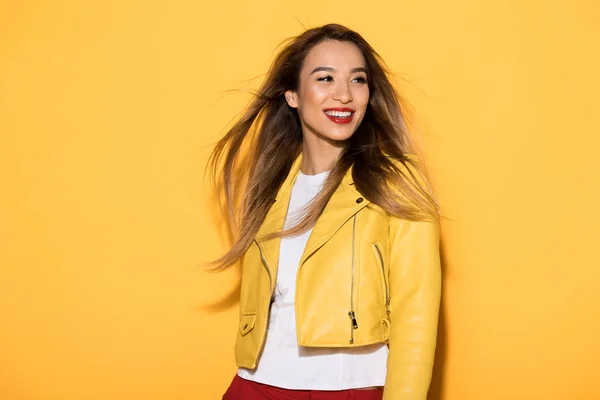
[208,23,441,400]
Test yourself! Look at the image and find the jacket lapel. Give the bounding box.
[254,155,303,275]
[254,154,370,277]
[299,172,369,267]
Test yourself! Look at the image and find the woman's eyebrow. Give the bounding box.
[309,66,367,75]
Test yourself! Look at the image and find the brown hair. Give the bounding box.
[208,23,439,270]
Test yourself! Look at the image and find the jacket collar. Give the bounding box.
[256,153,370,276]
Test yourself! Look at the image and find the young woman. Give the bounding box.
[209,23,441,400]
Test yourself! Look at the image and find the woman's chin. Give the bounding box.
[316,127,357,144]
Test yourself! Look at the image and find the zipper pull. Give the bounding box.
[348,311,358,329]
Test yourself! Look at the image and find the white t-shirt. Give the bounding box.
[238,169,388,390]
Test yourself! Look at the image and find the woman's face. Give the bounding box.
[285,40,370,144]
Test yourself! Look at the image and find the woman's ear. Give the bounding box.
[285,90,298,108]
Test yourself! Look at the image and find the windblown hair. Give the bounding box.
[208,23,439,270]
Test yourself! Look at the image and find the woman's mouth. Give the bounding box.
[324,109,354,124]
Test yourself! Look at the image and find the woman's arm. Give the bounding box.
[383,217,442,400]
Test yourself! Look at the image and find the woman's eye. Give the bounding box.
[317,76,333,82]
[353,76,368,84]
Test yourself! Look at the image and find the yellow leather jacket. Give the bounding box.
[235,155,441,399]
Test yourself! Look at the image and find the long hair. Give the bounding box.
[208,23,439,270]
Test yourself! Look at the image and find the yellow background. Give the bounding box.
[1,1,599,399]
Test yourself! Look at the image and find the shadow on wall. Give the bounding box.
[195,180,242,313]
[428,238,449,400]
[198,270,241,313]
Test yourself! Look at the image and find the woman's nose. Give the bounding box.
[333,83,352,103]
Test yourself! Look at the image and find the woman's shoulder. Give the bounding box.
[381,153,439,221]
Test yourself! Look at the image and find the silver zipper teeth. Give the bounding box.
[349,214,358,344]
[374,243,390,315]
[253,239,273,365]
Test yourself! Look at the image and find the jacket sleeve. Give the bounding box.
[383,216,441,400]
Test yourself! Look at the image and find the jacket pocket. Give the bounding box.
[239,313,257,336]
[373,242,390,316]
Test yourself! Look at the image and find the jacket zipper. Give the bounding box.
[374,242,390,315]
[253,239,274,297]
[348,214,358,344]
[253,239,274,367]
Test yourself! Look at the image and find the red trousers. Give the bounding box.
[223,375,383,400]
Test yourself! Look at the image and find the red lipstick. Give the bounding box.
[323,107,355,124]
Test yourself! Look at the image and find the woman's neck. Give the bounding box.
[300,135,345,175]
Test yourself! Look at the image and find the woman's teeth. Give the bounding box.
[324,111,352,117]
